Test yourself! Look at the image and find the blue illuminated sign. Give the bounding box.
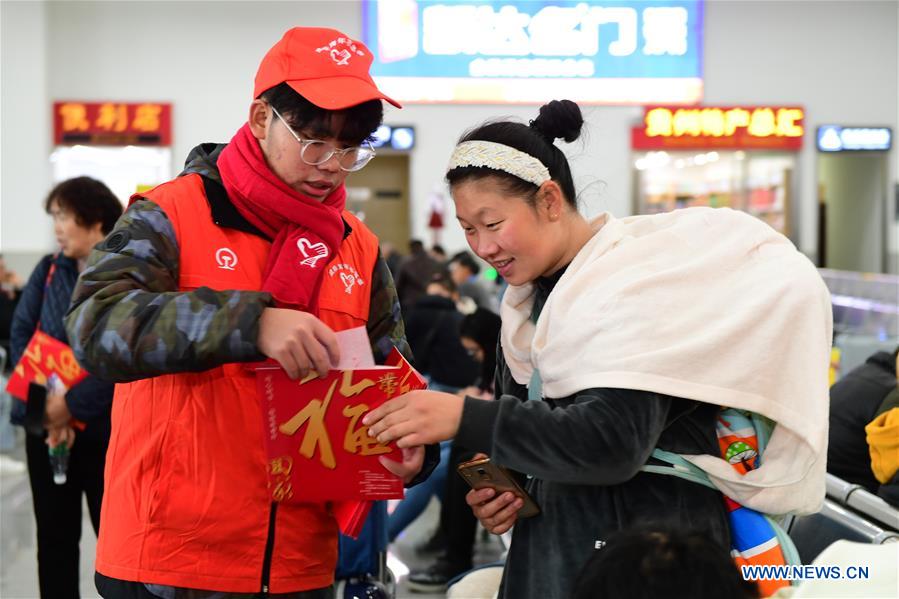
[372,124,416,150]
[362,0,704,104]
[817,126,892,152]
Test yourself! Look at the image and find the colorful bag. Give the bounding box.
[642,408,799,597]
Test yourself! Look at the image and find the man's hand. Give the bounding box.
[44,388,71,429]
[257,307,340,379]
[379,445,425,484]
[363,390,463,448]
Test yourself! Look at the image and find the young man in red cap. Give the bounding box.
[65,27,436,598]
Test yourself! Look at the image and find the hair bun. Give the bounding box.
[529,99,584,144]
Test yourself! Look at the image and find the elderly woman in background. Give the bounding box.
[10,176,121,598]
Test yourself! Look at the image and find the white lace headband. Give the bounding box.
[446,140,551,187]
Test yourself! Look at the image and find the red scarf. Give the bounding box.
[218,124,346,313]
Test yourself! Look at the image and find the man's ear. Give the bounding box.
[538,180,565,222]
[248,100,269,140]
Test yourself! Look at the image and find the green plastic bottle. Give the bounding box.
[48,443,69,485]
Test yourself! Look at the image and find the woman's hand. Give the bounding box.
[363,390,463,448]
[44,387,71,429]
[462,452,523,534]
[378,445,425,484]
[466,487,523,535]
[46,425,76,450]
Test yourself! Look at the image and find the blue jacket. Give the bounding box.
[9,253,113,441]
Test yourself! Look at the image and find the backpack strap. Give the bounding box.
[642,448,802,567]
[642,448,715,489]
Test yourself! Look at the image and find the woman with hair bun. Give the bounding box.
[365,100,831,597]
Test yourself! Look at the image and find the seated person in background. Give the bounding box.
[404,273,479,392]
[388,274,479,549]
[458,308,503,400]
[571,527,759,599]
[430,244,447,264]
[406,308,503,592]
[828,347,899,505]
[449,251,498,313]
[395,239,441,311]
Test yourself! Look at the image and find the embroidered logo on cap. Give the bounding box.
[297,238,330,268]
[215,248,238,271]
[315,37,365,66]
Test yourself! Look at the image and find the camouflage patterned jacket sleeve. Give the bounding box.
[64,199,271,383]
[366,249,412,365]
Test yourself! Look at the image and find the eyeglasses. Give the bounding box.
[270,106,375,172]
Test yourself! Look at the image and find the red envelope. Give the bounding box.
[6,331,88,400]
[256,348,425,505]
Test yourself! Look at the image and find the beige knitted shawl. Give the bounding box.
[500,207,832,515]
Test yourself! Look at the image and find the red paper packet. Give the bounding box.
[256,347,426,534]
[6,331,88,430]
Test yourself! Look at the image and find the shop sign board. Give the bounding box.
[817,126,891,152]
[362,0,704,104]
[631,106,804,150]
[53,102,172,145]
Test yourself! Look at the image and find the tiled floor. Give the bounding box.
[0,435,503,599]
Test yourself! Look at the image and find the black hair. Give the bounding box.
[409,239,425,253]
[446,99,584,209]
[459,308,502,390]
[427,270,457,295]
[44,176,123,235]
[431,244,446,256]
[451,251,480,276]
[572,527,760,599]
[259,83,383,146]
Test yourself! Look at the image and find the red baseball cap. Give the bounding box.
[254,27,401,109]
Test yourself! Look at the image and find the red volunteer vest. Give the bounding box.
[95,173,379,593]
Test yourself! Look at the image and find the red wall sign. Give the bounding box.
[53,101,172,146]
[632,106,804,151]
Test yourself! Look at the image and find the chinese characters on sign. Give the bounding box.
[632,106,805,150]
[817,126,892,152]
[364,0,704,104]
[53,102,172,145]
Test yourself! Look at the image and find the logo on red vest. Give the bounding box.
[297,238,330,268]
[215,248,238,271]
[328,263,365,295]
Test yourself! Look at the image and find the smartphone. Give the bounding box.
[456,457,540,518]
